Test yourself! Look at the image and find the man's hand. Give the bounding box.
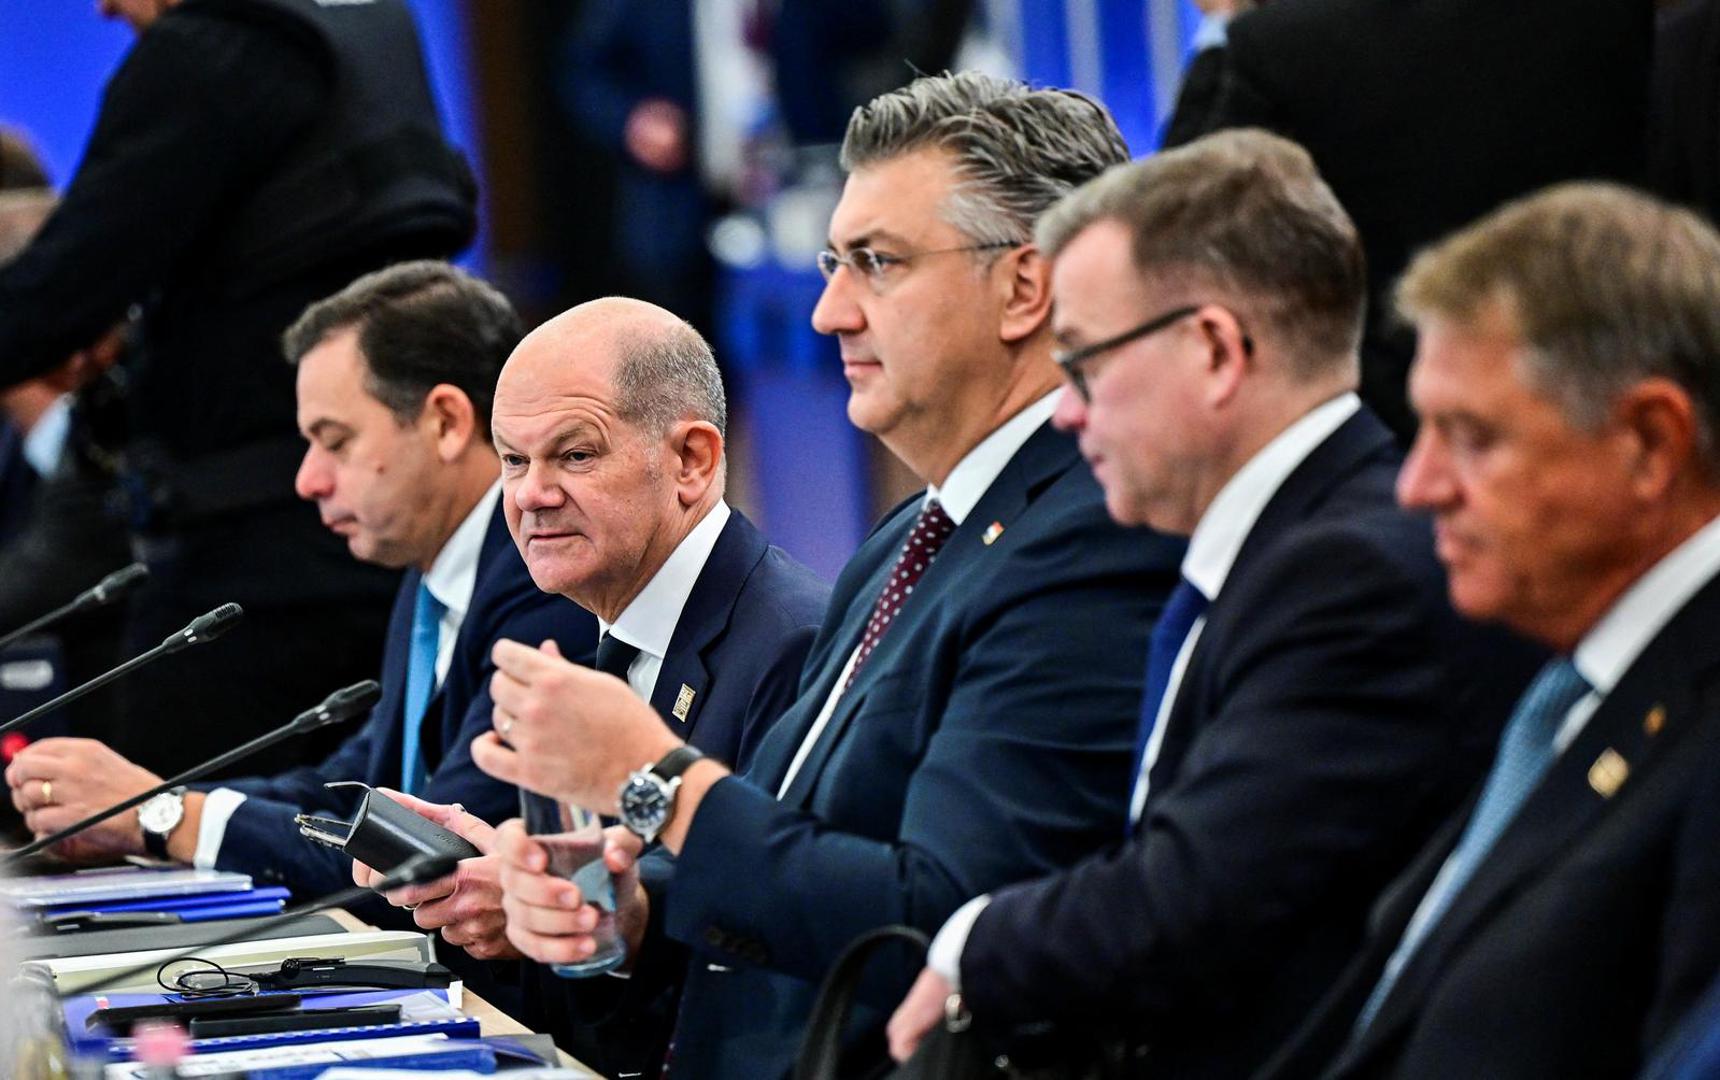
[494,818,651,968]
[887,967,956,1064]
[475,639,680,813]
[4,738,163,862]
[350,789,521,960]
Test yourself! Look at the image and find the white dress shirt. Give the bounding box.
[776,391,1062,797]
[192,482,502,868]
[600,501,732,703]
[930,392,1362,987]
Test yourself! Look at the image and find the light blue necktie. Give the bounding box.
[1353,656,1592,1033]
[1127,576,1209,830]
[400,580,446,797]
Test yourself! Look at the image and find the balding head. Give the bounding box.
[494,298,729,620]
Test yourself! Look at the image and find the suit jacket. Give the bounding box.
[1266,569,1720,1080]
[1186,0,1650,440]
[959,408,1542,1079]
[205,502,599,900]
[645,423,1185,1080]
[530,508,831,1075]
[1642,966,1720,1080]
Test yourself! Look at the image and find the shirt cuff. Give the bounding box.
[928,894,992,991]
[193,787,249,869]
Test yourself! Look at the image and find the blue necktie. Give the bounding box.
[400,580,446,797]
[1353,656,1592,1033]
[1127,576,1209,828]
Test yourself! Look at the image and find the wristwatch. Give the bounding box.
[139,787,187,859]
[618,745,705,844]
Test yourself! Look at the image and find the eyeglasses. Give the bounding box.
[1054,304,1254,403]
[816,241,1019,287]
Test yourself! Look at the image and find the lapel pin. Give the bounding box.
[981,521,1005,546]
[1644,704,1665,737]
[1588,748,1630,799]
[672,683,696,722]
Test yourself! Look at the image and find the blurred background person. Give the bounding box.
[0,0,479,781]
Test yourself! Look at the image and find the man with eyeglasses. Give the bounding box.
[473,71,1183,1078]
[884,129,1542,1078]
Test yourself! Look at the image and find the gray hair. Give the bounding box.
[612,318,728,442]
[1037,129,1366,378]
[840,70,1130,249]
[1398,182,1720,473]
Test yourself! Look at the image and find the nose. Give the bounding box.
[293,445,330,502]
[1396,426,1455,512]
[510,460,566,515]
[1051,384,1086,434]
[810,267,864,337]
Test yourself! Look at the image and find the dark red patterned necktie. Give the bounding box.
[844,499,956,690]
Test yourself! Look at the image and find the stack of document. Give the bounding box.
[1,866,287,926]
[99,1033,494,1078]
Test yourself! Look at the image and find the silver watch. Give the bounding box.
[139,787,187,859]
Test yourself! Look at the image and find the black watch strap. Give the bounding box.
[650,744,705,782]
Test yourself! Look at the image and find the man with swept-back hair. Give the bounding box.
[1266,182,1720,1080]
[473,71,1182,1078]
[885,128,1540,1078]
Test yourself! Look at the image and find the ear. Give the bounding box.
[1611,378,1697,502]
[998,246,1054,345]
[670,420,725,507]
[422,384,479,463]
[1194,305,1253,408]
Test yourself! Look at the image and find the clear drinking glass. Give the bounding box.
[518,789,627,977]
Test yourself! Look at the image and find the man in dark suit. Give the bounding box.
[885,130,1538,1079]
[1180,0,1651,441]
[0,0,477,779]
[5,262,597,906]
[354,296,830,1075]
[475,72,1182,1079]
[1262,184,1720,1079]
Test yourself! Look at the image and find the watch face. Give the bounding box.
[620,775,670,833]
[139,793,182,834]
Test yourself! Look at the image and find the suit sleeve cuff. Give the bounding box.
[929,894,991,991]
[193,787,248,869]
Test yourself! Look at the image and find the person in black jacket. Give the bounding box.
[0,0,477,777]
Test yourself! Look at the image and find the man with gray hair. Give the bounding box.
[1266,182,1720,1080]
[885,128,1540,1077]
[472,72,1181,1078]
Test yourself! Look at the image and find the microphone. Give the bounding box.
[0,562,149,653]
[0,602,244,739]
[49,852,459,999]
[3,679,380,865]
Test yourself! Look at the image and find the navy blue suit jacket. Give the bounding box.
[204,501,599,900]
[1272,571,1720,1080]
[959,408,1542,1078]
[645,423,1184,1080]
[532,508,830,1073]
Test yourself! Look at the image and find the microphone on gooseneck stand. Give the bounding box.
[0,563,149,653]
[47,852,459,999]
[0,602,244,740]
[2,679,382,866]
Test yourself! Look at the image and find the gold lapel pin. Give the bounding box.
[1644,704,1666,737]
[672,683,696,722]
[1588,748,1630,798]
[981,521,1005,546]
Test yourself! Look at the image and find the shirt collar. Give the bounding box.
[1183,392,1361,601]
[927,391,1062,526]
[600,502,733,660]
[423,481,500,622]
[1572,510,1720,696]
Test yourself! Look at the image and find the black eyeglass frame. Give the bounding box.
[1054,304,1253,402]
[815,241,1020,285]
